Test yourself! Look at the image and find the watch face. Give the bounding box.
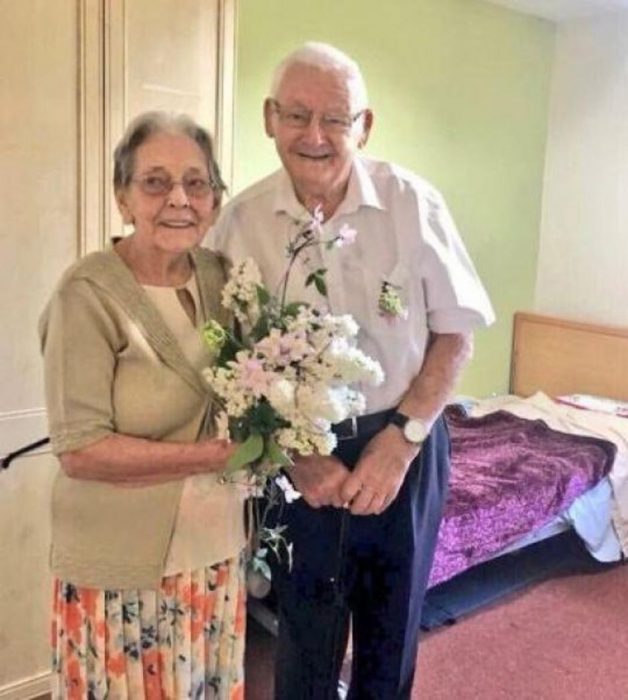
[403,419,428,444]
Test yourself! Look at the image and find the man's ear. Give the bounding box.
[357,109,374,149]
[115,189,134,225]
[263,98,276,138]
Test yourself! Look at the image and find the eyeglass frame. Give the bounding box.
[130,173,219,199]
[268,99,367,134]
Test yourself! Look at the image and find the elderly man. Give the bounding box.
[212,42,494,700]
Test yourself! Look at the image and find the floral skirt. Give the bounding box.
[51,555,246,699]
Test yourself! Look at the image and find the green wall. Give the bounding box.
[232,0,556,397]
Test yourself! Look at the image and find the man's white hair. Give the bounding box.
[270,42,369,111]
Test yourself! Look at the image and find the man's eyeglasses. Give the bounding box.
[132,174,215,198]
[270,99,365,134]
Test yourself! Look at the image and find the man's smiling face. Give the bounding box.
[264,63,372,207]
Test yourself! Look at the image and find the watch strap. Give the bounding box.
[389,411,409,429]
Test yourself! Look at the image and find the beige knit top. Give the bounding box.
[39,247,246,590]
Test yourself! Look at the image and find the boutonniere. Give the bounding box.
[378,280,409,320]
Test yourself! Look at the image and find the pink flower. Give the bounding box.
[309,204,325,236]
[335,223,358,247]
[255,330,284,362]
[281,331,311,362]
[255,330,311,366]
[237,357,271,396]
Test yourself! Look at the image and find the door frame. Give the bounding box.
[77,0,237,253]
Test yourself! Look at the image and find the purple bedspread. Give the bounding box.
[427,406,616,588]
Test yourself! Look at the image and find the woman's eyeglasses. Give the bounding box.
[132,175,215,198]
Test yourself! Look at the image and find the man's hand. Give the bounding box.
[337,331,472,515]
[340,426,420,516]
[286,454,350,509]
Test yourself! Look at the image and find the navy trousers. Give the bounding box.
[270,415,451,700]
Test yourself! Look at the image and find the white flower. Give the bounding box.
[309,429,337,456]
[268,378,296,416]
[322,340,385,386]
[204,365,255,418]
[333,314,359,338]
[276,427,311,454]
[221,257,263,324]
[275,473,302,503]
[297,385,349,424]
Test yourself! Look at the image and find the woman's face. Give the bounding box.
[115,131,217,256]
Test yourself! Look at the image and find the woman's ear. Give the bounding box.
[115,189,134,225]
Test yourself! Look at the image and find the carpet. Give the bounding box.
[414,562,628,699]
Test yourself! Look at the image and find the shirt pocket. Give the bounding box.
[338,257,417,336]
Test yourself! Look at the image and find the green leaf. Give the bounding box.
[259,525,288,543]
[249,548,268,568]
[226,432,264,473]
[306,267,327,282]
[256,284,271,306]
[265,438,293,467]
[244,400,288,434]
[229,422,247,444]
[282,301,307,318]
[252,558,272,579]
[250,314,270,341]
[216,337,240,365]
[314,275,327,296]
[305,268,328,297]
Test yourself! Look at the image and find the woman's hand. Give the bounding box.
[201,438,238,472]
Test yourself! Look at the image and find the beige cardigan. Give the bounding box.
[39,247,246,590]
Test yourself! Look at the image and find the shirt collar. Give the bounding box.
[271,156,385,220]
[272,170,308,219]
[338,156,384,216]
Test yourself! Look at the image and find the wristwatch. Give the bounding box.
[389,411,429,445]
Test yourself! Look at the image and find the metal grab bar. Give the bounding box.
[1,437,50,470]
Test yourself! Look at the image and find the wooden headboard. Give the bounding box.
[510,312,628,402]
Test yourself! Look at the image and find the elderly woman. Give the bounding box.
[39,112,246,699]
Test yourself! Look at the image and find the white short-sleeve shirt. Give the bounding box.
[209,157,495,413]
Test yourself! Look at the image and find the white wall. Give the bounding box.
[0,1,77,693]
[0,4,79,452]
[536,12,628,325]
[0,454,56,696]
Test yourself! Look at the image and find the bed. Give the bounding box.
[427,311,628,590]
[248,312,628,634]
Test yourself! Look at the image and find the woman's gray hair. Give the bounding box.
[270,42,368,111]
[113,111,226,200]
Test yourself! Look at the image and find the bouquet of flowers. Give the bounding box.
[201,208,384,591]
